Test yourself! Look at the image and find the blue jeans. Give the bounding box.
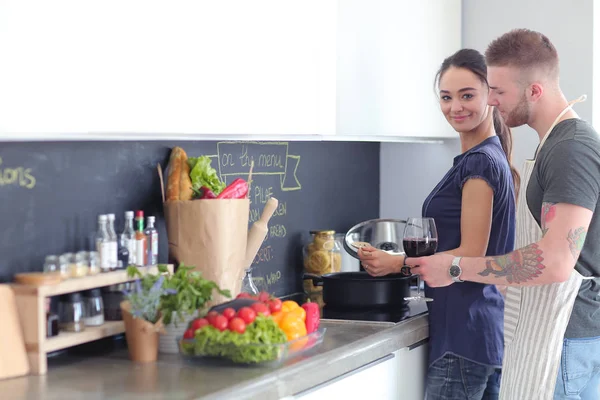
[554,335,600,399]
[425,353,501,400]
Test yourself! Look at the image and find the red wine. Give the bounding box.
[403,238,438,257]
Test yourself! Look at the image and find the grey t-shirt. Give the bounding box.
[527,119,600,338]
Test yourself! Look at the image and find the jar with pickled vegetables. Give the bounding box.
[303,230,342,308]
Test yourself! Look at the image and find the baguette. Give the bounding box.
[166,147,194,202]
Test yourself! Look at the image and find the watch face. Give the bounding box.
[449,264,461,277]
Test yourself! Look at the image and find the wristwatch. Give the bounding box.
[449,257,464,283]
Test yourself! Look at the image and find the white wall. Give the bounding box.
[380,0,596,218]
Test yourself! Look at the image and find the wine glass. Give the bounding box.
[402,217,438,302]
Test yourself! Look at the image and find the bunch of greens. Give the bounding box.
[181,315,288,364]
[127,264,231,326]
[188,156,226,198]
[123,274,173,324]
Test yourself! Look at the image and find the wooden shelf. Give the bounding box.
[12,266,169,297]
[11,264,173,375]
[44,321,125,353]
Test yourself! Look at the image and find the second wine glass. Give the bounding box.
[402,217,438,302]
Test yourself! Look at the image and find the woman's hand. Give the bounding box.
[357,245,404,277]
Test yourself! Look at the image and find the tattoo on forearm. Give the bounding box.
[567,227,587,260]
[541,202,557,237]
[478,244,545,284]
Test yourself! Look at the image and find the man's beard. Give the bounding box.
[504,93,530,128]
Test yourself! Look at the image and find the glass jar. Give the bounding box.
[58,292,86,333]
[45,298,59,338]
[83,289,105,326]
[58,253,72,279]
[88,251,101,275]
[303,230,342,275]
[73,251,90,278]
[43,255,60,274]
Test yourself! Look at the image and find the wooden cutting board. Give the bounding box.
[0,285,30,379]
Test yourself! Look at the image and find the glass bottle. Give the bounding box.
[45,298,59,337]
[134,211,147,267]
[106,214,118,271]
[144,216,158,266]
[117,234,129,270]
[121,211,136,266]
[96,215,111,273]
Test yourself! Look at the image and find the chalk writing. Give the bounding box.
[273,201,287,217]
[254,245,274,264]
[254,184,273,205]
[265,270,282,286]
[216,142,301,191]
[269,224,287,239]
[0,157,36,189]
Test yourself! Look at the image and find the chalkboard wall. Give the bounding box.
[0,140,379,295]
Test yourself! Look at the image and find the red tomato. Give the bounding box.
[236,292,252,299]
[236,307,257,324]
[206,311,220,324]
[228,317,246,334]
[268,298,282,313]
[183,328,194,339]
[222,308,236,320]
[250,302,271,316]
[257,291,271,303]
[191,318,209,331]
[211,315,229,331]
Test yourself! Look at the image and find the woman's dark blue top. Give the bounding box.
[422,136,516,368]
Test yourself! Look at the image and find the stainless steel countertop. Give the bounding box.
[1,314,428,400]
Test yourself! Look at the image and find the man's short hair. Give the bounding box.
[485,29,559,80]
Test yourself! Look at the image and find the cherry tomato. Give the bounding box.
[183,328,195,339]
[206,311,219,324]
[228,317,246,334]
[257,291,271,303]
[236,292,252,299]
[222,308,236,320]
[250,302,271,316]
[191,318,209,331]
[211,315,229,331]
[236,307,257,324]
[268,298,282,313]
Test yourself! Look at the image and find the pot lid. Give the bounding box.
[343,218,407,260]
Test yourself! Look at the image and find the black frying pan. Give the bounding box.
[304,272,412,309]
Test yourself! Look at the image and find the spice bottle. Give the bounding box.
[58,292,86,333]
[106,214,119,271]
[96,215,111,273]
[144,216,158,266]
[122,211,136,266]
[134,211,147,266]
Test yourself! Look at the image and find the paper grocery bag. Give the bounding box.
[164,199,249,305]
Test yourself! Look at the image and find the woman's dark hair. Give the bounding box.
[434,48,521,198]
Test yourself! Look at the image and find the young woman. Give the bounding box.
[358,49,519,400]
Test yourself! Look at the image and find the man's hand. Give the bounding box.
[405,253,455,287]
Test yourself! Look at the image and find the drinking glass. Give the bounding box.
[402,217,438,302]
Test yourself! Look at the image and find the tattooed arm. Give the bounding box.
[405,202,593,287]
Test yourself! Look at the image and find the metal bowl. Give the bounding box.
[344,218,407,260]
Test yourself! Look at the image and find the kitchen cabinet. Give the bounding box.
[294,341,428,400]
[338,0,461,138]
[0,1,459,140]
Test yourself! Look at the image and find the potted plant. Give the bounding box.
[127,264,231,354]
[120,274,171,363]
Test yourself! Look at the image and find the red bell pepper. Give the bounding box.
[216,178,248,199]
[193,186,217,199]
[301,301,320,334]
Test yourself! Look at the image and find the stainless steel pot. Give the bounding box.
[343,218,407,259]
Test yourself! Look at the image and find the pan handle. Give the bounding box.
[303,273,324,287]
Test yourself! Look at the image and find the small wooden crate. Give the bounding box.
[11,265,173,375]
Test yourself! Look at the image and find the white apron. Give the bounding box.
[499,96,595,400]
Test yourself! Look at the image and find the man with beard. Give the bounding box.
[404,29,600,399]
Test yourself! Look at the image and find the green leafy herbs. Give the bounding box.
[184,315,287,364]
[126,263,231,326]
[188,156,226,198]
